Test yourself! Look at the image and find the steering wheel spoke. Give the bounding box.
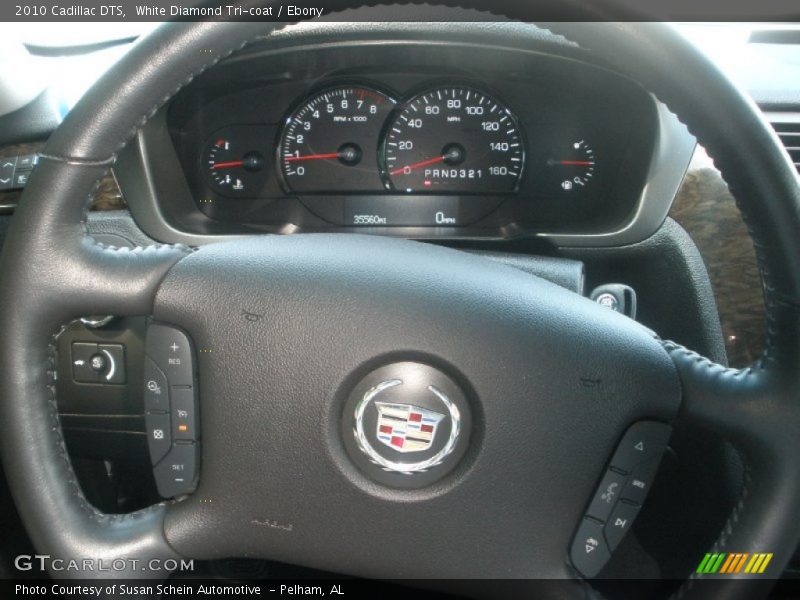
[0,159,190,577]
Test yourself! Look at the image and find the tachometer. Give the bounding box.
[383,87,524,193]
[278,86,396,193]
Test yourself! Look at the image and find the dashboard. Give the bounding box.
[115,24,695,244]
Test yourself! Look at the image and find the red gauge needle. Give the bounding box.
[559,160,594,166]
[390,155,446,176]
[212,160,245,170]
[285,152,341,162]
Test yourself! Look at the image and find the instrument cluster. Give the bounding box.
[208,84,527,198]
[168,41,659,236]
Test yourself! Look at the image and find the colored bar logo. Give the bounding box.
[696,552,773,575]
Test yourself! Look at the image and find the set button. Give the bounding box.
[152,442,198,499]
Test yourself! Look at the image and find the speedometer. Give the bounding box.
[383,87,524,193]
[278,86,396,193]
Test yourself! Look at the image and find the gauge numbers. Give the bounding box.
[279,86,395,193]
[383,87,524,194]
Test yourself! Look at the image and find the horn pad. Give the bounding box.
[342,361,473,488]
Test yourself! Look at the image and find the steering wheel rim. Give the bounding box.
[1,4,799,598]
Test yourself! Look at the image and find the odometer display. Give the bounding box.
[279,86,395,193]
[383,87,524,193]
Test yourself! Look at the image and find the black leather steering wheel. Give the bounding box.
[1,3,800,599]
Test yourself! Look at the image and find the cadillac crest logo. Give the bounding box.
[374,402,445,453]
[353,379,461,474]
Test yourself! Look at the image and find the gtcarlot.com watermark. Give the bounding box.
[14,554,194,574]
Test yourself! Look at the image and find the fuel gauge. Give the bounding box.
[204,136,265,196]
[548,140,595,193]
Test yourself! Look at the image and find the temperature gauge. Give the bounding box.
[204,136,265,196]
[548,140,595,193]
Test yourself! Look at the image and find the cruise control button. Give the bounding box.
[605,501,640,551]
[146,323,194,386]
[97,343,125,384]
[71,342,99,383]
[171,387,197,441]
[611,421,671,474]
[570,518,611,578]
[586,469,627,523]
[89,353,107,372]
[146,412,171,465]
[622,457,661,505]
[153,443,198,498]
[143,358,169,412]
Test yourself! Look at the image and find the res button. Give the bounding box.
[146,323,194,386]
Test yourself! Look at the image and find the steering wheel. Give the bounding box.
[1,3,799,598]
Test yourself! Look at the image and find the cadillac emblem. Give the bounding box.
[353,379,461,474]
[374,401,444,453]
